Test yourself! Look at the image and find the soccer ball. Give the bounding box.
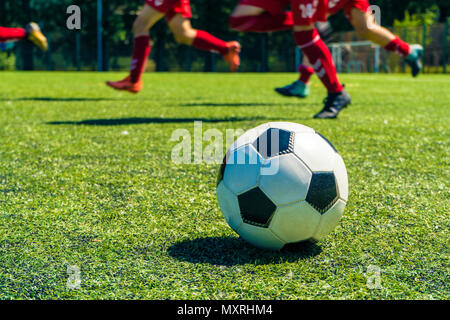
[216,122,348,250]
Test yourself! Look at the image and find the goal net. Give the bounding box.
[329,41,381,73]
[296,41,381,74]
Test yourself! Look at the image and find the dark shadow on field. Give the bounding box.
[0,97,146,102]
[179,102,308,108]
[167,236,322,266]
[46,117,270,126]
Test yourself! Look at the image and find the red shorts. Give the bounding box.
[145,0,192,21]
[238,0,291,15]
[327,0,370,20]
[291,0,328,26]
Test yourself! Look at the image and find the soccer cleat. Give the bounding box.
[25,22,48,52]
[223,41,241,72]
[106,76,143,93]
[275,80,310,98]
[314,89,351,119]
[405,44,423,77]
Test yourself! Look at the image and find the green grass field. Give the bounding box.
[0,72,448,299]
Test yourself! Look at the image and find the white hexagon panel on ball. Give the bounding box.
[313,199,347,241]
[259,153,312,206]
[269,201,321,243]
[293,132,338,172]
[216,181,243,232]
[223,144,262,195]
[237,223,285,251]
[267,122,315,135]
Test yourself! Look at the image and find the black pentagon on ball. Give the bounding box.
[238,187,277,228]
[306,172,338,214]
[253,128,294,159]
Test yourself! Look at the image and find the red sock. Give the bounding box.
[0,27,26,41]
[130,35,151,83]
[385,37,411,57]
[294,29,343,94]
[298,65,314,83]
[192,30,228,55]
[229,12,294,32]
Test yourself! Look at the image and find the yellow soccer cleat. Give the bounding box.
[26,22,48,52]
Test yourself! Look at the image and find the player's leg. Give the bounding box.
[167,14,196,45]
[275,58,313,98]
[0,27,26,41]
[168,14,241,72]
[293,25,344,93]
[291,0,350,119]
[106,4,164,93]
[229,1,293,33]
[0,23,47,52]
[349,7,423,77]
[275,21,333,98]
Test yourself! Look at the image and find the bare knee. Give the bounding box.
[169,16,197,44]
[350,9,373,39]
[173,28,195,44]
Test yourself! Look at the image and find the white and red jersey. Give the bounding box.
[236,0,370,24]
[145,0,192,21]
[327,0,370,20]
[291,0,329,26]
[291,0,371,25]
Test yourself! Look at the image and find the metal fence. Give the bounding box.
[1,21,448,73]
[331,22,449,73]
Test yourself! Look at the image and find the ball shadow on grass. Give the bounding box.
[167,236,322,267]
